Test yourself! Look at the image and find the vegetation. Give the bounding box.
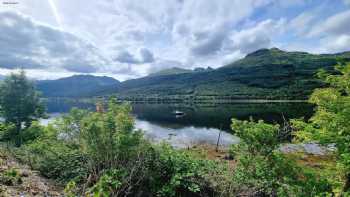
[34,49,350,101]
[12,99,232,196]
[293,62,350,194]
[95,48,350,101]
[148,67,193,77]
[1,62,350,196]
[0,71,45,146]
[230,119,331,196]
[36,75,120,98]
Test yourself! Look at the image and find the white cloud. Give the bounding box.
[309,10,350,37]
[229,19,286,54]
[289,11,318,35]
[0,11,109,73]
[320,35,350,53]
[115,48,154,64]
[0,0,349,80]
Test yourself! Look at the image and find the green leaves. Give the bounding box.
[293,62,350,193]
[231,119,280,155]
[88,169,125,197]
[0,71,45,146]
[231,118,332,196]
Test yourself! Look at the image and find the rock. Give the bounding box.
[279,144,303,153]
[279,143,334,156]
[303,143,327,155]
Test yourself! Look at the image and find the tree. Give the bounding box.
[0,71,45,145]
[230,119,331,196]
[293,62,350,194]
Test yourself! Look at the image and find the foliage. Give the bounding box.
[230,119,331,196]
[0,121,44,145]
[0,71,45,146]
[293,62,350,194]
[0,123,16,143]
[0,168,22,186]
[15,99,233,196]
[88,169,124,197]
[150,144,219,197]
[64,180,78,197]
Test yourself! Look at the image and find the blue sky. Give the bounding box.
[0,0,349,80]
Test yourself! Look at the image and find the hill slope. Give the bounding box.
[149,67,193,77]
[96,48,350,101]
[37,75,120,98]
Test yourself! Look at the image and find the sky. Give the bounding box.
[0,0,349,81]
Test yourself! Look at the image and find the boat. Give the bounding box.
[173,110,185,116]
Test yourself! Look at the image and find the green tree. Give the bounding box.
[231,119,331,196]
[293,62,350,194]
[0,71,45,145]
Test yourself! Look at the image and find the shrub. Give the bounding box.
[293,62,350,194]
[231,119,332,196]
[0,168,22,186]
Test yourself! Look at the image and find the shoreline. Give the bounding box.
[43,97,308,104]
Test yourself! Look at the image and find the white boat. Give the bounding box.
[173,110,185,116]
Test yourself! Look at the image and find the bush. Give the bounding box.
[0,122,44,145]
[16,98,231,196]
[0,168,22,186]
[231,119,332,196]
[293,62,350,194]
[0,123,17,143]
[150,144,217,197]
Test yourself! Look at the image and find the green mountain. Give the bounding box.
[149,67,193,77]
[36,48,350,101]
[96,48,350,102]
[36,75,120,98]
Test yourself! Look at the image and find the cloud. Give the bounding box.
[149,60,186,73]
[320,35,350,53]
[309,10,350,37]
[115,51,139,64]
[0,0,349,80]
[289,11,318,35]
[190,28,228,56]
[115,48,154,64]
[139,48,155,63]
[0,11,107,73]
[229,19,286,54]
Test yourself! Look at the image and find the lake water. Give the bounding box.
[43,100,314,148]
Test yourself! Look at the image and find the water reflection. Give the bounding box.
[131,103,314,132]
[44,99,314,147]
[135,119,239,148]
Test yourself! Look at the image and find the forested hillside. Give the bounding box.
[33,48,350,101]
[36,75,120,98]
[96,48,350,101]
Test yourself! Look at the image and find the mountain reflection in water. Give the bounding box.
[44,99,313,147]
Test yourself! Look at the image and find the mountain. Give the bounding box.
[149,67,215,77]
[36,75,120,98]
[0,75,5,81]
[149,67,193,77]
[96,48,350,101]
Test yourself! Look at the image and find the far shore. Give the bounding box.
[43,97,308,104]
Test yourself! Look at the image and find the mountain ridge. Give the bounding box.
[36,48,350,101]
[148,67,193,77]
[36,75,120,98]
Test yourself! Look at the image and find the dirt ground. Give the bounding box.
[0,148,63,197]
